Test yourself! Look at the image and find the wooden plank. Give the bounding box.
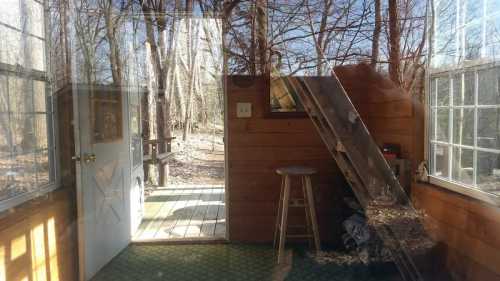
[214,191,226,237]
[199,189,224,238]
[155,188,198,239]
[228,132,326,147]
[138,188,181,240]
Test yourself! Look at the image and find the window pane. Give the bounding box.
[464,24,482,60]
[0,114,12,157]
[430,108,436,141]
[478,68,500,105]
[487,0,500,16]
[485,18,500,49]
[430,78,437,106]
[437,77,450,106]
[26,0,44,38]
[0,0,21,29]
[452,147,474,185]
[30,36,45,71]
[453,72,475,106]
[433,0,457,67]
[33,81,46,112]
[437,108,450,142]
[34,114,48,150]
[36,150,50,186]
[9,77,32,113]
[477,108,500,149]
[0,75,8,113]
[477,151,500,193]
[433,144,450,178]
[11,153,36,195]
[465,0,483,24]
[0,26,23,66]
[11,114,35,154]
[453,108,474,146]
[0,156,15,201]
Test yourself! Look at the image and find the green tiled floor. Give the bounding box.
[91,244,401,281]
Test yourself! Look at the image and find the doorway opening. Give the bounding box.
[132,16,226,242]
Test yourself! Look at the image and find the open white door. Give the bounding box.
[72,85,133,280]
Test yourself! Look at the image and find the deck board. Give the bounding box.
[134,185,225,241]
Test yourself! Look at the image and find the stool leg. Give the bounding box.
[273,176,285,248]
[301,176,313,249]
[278,175,291,264]
[304,176,321,252]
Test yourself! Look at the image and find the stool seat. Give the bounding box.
[276,166,317,176]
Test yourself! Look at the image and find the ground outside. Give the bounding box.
[90,243,401,281]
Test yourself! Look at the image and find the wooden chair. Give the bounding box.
[274,166,321,264]
[143,137,176,186]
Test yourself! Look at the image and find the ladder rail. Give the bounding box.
[285,75,430,281]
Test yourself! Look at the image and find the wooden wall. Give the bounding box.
[0,188,78,281]
[0,90,79,281]
[227,76,350,244]
[412,183,500,281]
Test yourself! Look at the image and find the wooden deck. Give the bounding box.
[133,185,225,241]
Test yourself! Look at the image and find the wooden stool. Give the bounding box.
[274,166,321,264]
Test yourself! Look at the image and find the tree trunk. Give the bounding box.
[256,0,268,74]
[388,0,402,86]
[371,0,381,68]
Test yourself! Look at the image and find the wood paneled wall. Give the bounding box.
[227,76,350,244]
[0,187,78,281]
[412,183,500,281]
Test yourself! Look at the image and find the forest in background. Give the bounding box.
[44,0,430,184]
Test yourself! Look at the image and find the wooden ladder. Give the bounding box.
[286,75,434,281]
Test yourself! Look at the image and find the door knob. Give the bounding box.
[83,153,97,163]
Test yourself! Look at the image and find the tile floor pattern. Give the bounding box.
[91,244,402,281]
[134,185,225,241]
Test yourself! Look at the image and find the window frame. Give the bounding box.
[426,62,500,206]
[0,0,60,213]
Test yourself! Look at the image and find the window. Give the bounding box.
[0,0,57,211]
[429,67,500,199]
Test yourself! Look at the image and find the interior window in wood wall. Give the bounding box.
[91,90,123,143]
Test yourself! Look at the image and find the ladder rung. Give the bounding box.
[286,234,312,238]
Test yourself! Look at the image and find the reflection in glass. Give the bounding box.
[33,81,46,112]
[464,24,481,60]
[12,153,36,194]
[477,108,500,149]
[437,109,450,142]
[453,108,474,146]
[0,156,15,201]
[11,114,34,154]
[452,147,474,185]
[478,68,500,105]
[34,114,48,150]
[437,77,450,106]
[36,150,50,186]
[477,151,500,193]
[9,77,32,114]
[433,144,450,178]
[453,72,475,106]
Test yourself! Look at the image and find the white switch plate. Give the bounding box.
[237,102,252,118]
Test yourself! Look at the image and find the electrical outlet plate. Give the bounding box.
[236,102,252,118]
